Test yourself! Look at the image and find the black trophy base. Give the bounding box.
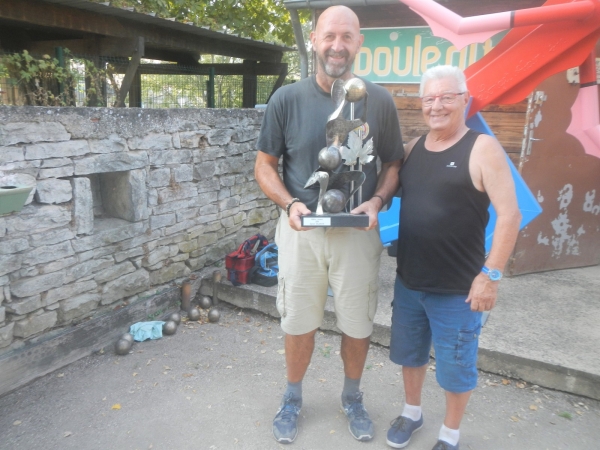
[301,213,369,228]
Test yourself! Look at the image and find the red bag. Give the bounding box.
[225,234,269,286]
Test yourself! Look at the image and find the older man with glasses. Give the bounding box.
[386,65,521,450]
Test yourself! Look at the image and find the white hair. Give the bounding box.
[419,65,468,96]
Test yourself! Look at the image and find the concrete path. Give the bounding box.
[0,301,598,450]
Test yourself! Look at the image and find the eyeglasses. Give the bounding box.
[420,92,465,106]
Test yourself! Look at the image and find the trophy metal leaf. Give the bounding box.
[357,136,374,165]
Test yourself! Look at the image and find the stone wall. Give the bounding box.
[0,106,278,354]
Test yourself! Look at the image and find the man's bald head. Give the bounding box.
[311,6,364,86]
[315,6,360,35]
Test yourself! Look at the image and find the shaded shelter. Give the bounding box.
[0,0,293,107]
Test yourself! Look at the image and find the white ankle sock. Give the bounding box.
[439,424,460,446]
[401,403,422,421]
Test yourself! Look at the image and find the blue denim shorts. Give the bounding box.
[389,276,482,393]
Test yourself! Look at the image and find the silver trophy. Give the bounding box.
[301,78,372,227]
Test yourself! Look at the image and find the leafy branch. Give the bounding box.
[0,50,121,107]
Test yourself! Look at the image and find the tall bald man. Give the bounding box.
[255,5,403,445]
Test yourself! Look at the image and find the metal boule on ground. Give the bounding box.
[168,312,181,326]
[162,320,177,335]
[207,307,220,323]
[199,296,212,310]
[120,333,134,344]
[114,338,132,355]
[188,307,201,321]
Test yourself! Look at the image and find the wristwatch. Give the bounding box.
[481,266,503,281]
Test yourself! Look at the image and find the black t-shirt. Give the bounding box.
[397,130,490,294]
[257,75,404,211]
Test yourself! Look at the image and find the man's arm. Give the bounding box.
[351,159,402,230]
[254,150,311,231]
[467,135,522,311]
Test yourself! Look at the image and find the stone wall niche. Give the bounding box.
[97,169,148,222]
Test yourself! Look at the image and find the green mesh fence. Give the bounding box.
[0,51,289,108]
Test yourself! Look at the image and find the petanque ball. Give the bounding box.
[120,332,134,343]
[322,189,346,213]
[208,307,220,323]
[162,320,177,335]
[168,312,181,325]
[199,295,212,310]
[115,338,132,355]
[188,307,201,321]
[344,78,367,102]
[318,146,342,171]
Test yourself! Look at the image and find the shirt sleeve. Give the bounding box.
[256,89,286,158]
[377,92,404,164]
[377,86,404,163]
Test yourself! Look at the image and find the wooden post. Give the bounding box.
[207,67,215,108]
[242,60,257,108]
[116,37,144,107]
[128,69,142,107]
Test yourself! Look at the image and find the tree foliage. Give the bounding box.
[91,0,308,47]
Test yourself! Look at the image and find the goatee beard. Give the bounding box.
[318,50,354,78]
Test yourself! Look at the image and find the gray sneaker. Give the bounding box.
[432,440,459,450]
[386,415,424,448]
[341,391,374,441]
[272,393,302,444]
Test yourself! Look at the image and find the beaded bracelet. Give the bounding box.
[285,198,300,216]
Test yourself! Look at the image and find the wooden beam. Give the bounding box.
[110,62,288,77]
[144,48,199,63]
[116,37,143,107]
[28,39,87,55]
[27,37,155,60]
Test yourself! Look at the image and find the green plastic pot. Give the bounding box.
[0,185,34,216]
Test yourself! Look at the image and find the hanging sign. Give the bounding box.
[353,27,506,84]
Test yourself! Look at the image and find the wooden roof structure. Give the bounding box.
[0,0,294,107]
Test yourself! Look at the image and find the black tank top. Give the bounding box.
[396,129,490,294]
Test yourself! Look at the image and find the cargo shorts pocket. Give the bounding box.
[456,328,480,367]
[367,281,379,321]
[276,274,286,318]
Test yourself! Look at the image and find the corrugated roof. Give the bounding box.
[37,0,293,52]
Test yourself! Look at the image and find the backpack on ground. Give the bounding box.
[249,243,278,287]
[225,234,269,286]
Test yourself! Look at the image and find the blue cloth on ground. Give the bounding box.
[129,321,165,341]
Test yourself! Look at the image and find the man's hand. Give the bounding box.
[288,201,313,231]
[465,272,499,312]
[350,197,382,231]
